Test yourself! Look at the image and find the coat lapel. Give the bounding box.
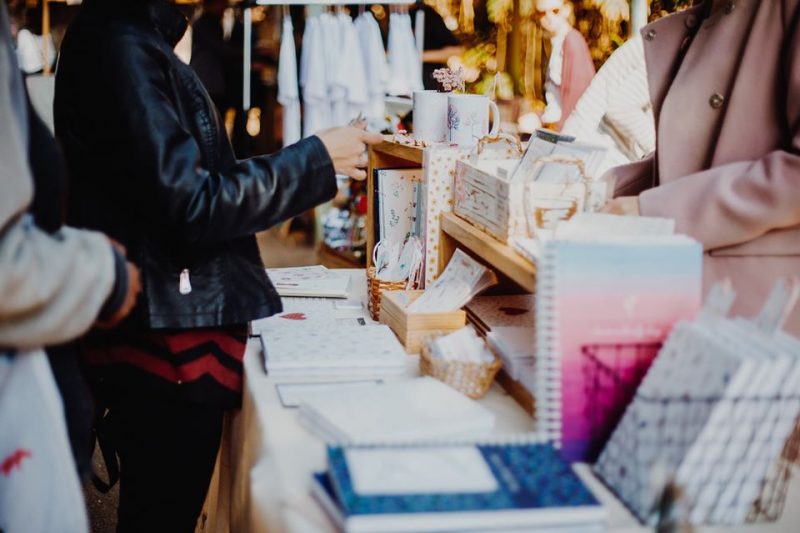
[647,0,760,182]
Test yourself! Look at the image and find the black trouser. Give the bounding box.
[107,398,224,533]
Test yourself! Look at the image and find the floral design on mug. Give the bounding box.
[447,104,460,130]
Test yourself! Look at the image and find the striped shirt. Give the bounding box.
[562,35,655,175]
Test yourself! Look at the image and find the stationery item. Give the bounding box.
[465,295,536,335]
[554,213,676,240]
[374,168,424,245]
[446,94,500,147]
[251,297,364,337]
[594,280,800,527]
[313,438,606,533]
[379,290,466,353]
[266,266,351,298]
[412,90,448,143]
[276,380,383,408]
[486,327,536,385]
[420,330,502,399]
[372,237,424,285]
[298,377,496,443]
[261,325,407,378]
[535,236,703,462]
[418,140,524,286]
[426,327,494,365]
[511,213,677,264]
[511,130,607,183]
[407,250,498,314]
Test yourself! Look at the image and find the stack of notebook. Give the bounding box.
[260,324,407,379]
[266,265,351,298]
[465,296,536,392]
[298,377,496,443]
[311,438,607,532]
[595,280,800,527]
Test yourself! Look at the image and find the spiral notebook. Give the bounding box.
[312,437,606,533]
[534,236,703,462]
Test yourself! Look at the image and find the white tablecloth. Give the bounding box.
[216,270,800,533]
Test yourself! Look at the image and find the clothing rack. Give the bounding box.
[241,0,417,111]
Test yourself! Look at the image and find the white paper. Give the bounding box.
[345,446,499,495]
[407,250,497,313]
[276,380,382,408]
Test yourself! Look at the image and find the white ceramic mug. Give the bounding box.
[413,90,449,143]
[447,94,500,147]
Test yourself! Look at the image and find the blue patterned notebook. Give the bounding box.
[317,441,606,532]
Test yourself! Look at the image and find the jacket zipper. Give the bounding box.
[179,268,192,295]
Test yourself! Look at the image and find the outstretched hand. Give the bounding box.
[316,126,384,181]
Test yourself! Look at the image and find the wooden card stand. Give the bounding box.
[379,291,466,354]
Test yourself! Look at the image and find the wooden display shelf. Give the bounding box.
[366,138,424,268]
[372,138,424,165]
[440,212,537,293]
[317,243,364,269]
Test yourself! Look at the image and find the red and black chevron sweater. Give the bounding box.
[82,325,248,409]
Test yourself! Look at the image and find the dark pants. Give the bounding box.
[109,398,224,533]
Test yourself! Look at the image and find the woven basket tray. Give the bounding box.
[366,267,410,322]
[420,341,503,399]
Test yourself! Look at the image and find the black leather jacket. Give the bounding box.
[55,0,336,329]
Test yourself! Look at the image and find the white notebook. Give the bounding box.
[298,377,496,443]
[266,265,351,298]
[260,325,407,378]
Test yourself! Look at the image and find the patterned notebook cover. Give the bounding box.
[465,295,536,332]
[536,237,702,462]
[326,442,603,523]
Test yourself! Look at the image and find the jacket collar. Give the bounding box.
[82,0,188,48]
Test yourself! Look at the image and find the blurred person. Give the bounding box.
[561,35,655,176]
[603,0,800,335]
[10,1,56,75]
[190,0,235,115]
[54,0,382,530]
[413,2,465,90]
[0,2,140,531]
[535,0,595,130]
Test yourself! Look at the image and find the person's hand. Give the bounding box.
[316,126,384,181]
[95,247,142,329]
[601,196,641,216]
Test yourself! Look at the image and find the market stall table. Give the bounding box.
[211,270,800,533]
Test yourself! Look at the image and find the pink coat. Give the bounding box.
[605,0,800,335]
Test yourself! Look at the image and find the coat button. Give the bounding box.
[685,14,698,29]
[645,29,657,41]
[724,1,736,14]
[709,93,725,109]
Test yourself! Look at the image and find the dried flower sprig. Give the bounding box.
[432,67,466,93]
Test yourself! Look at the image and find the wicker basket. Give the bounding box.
[367,267,410,321]
[420,340,503,399]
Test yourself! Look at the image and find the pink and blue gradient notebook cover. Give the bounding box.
[538,238,703,462]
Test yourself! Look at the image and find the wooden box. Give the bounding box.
[453,159,607,244]
[379,290,466,354]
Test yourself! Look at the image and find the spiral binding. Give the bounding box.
[534,243,563,448]
[326,432,547,449]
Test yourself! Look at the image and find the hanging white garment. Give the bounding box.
[402,13,423,93]
[335,13,369,123]
[355,12,388,119]
[319,12,348,127]
[278,16,301,147]
[301,16,331,137]
[0,351,90,533]
[387,11,422,96]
